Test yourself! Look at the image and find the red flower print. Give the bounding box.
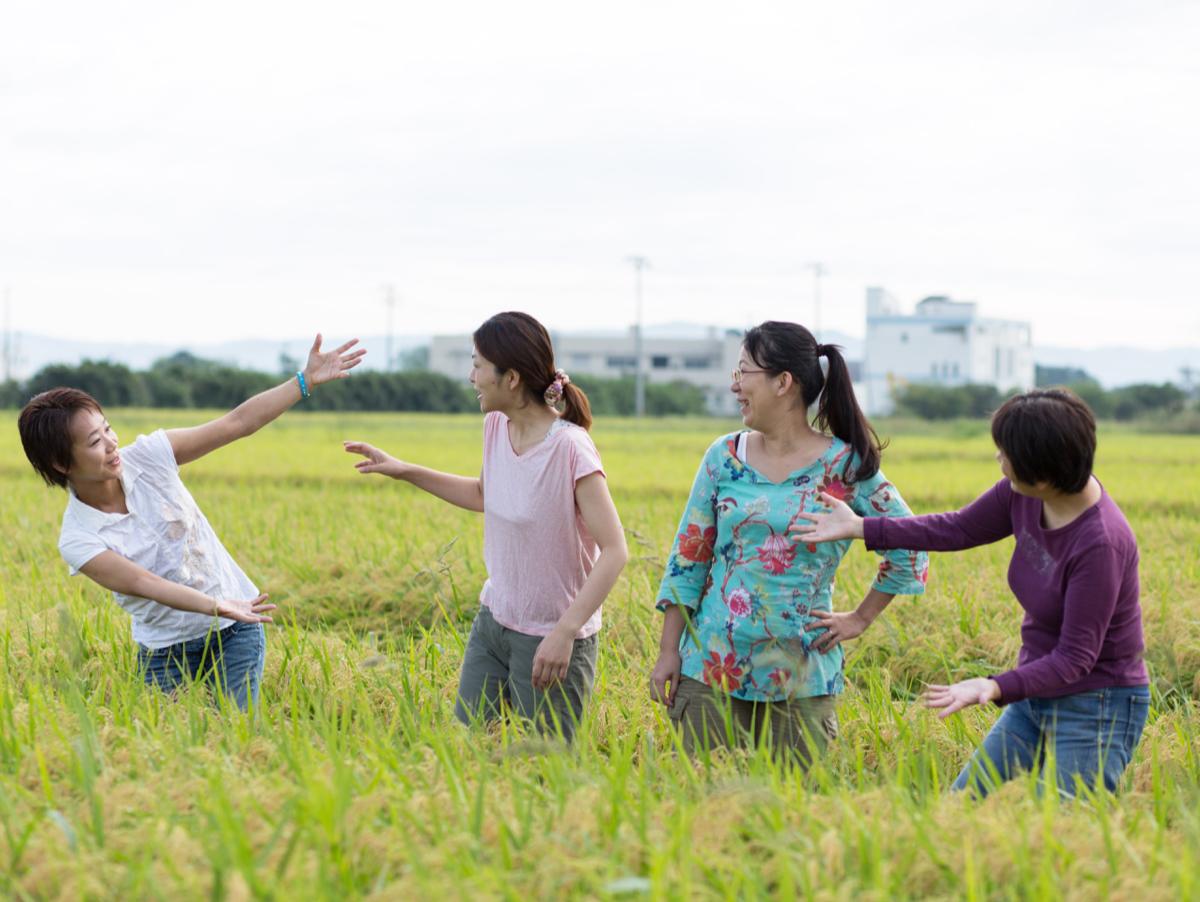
[726,587,752,618]
[819,476,851,502]
[677,524,717,563]
[914,558,929,584]
[756,533,797,575]
[702,651,744,691]
[768,668,792,690]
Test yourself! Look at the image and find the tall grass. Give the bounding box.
[1,412,1198,898]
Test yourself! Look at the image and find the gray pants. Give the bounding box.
[454,605,598,743]
[668,675,838,768]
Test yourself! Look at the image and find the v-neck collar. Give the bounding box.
[733,430,837,485]
[505,414,567,459]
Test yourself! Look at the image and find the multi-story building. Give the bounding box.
[862,287,1034,415]
[429,327,746,416]
[431,289,1029,418]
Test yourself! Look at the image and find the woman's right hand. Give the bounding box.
[216,593,276,623]
[344,440,405,479]
[789,491,865,544]
[650,648,683,708]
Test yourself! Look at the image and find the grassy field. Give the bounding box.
[1,411,1199,900]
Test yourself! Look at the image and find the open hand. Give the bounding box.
[923,678,1001,718]
[531,629,574,690]
[649,648,682,707]
[344,440,405,478]
[304,334,367,387]
[217,593,277,624]
[790,491,864,544]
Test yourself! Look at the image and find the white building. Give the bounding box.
[429,328,746,416]
[862,287,1034,415]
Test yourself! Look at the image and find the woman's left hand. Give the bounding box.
[805,608,870,653]
[923,678,1002,717]
[531,628,575,690]
[304,334,367,387]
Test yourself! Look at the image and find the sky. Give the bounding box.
[3,1,1199,350]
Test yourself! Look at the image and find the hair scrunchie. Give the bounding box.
[544,368,570,405]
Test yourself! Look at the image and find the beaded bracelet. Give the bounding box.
[296,370,310,399]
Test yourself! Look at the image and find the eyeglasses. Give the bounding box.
[731,367,768,383]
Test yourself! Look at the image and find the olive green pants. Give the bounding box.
[454,605,598,743]
[668,675,838,767]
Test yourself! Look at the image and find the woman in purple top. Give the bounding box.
[793,389,1150,796]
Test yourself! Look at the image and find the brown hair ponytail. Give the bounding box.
[557,381,592,430]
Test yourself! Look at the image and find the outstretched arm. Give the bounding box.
[168,334,365,466]
[344,441,484,512]
[79,551,276,623]
[792,481,1013,552]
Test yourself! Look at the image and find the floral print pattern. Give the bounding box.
[756,533,797,575]
[677,524,717,563]
[657,433,929,702]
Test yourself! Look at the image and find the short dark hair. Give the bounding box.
[991,389,1096,493]
[18,388,104,489]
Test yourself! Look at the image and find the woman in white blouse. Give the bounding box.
[17,334,363,709]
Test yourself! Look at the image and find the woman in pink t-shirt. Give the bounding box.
[345,312,628,742]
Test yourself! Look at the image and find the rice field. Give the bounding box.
[1,410,1198,900]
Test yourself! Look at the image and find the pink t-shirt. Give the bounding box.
[479,411,606,638]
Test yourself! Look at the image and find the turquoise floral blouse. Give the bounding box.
[656,433,929,702]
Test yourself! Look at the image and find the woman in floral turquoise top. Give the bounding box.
[650,321,928,763]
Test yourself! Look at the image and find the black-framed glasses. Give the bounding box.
[731,367,768,383]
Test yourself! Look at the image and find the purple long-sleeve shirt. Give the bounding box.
[862,479,1148,704]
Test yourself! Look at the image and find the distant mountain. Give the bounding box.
[5,329,1194,390]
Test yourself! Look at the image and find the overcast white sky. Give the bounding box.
[3,1,1199,349]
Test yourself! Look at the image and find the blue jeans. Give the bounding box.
[952,686,1150,797]
[137,621,266,711]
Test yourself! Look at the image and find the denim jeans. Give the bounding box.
[137,621,266,711]
[952,685,1150,797]
[454,605,598,743]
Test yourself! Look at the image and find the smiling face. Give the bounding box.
[65,407,122,486]
[730,346,791,429]
[468,346,510,413]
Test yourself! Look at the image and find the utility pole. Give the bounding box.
[2,286,11,383]
[382,283,397,371]
[1181,365,1197,401]
[625,255,650,418]
[805,262,826,340]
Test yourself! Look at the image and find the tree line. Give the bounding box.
[0,352,709,416]
[4,353,1189,423]
[894,375,1191,422]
